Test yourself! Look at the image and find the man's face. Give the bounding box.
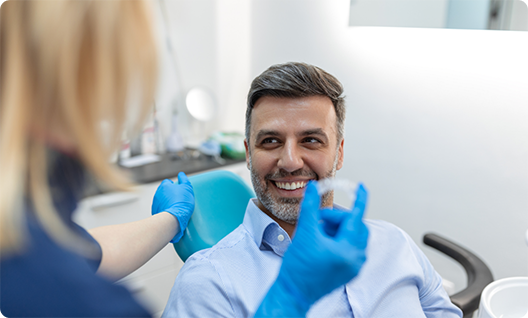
[245,95,344,224]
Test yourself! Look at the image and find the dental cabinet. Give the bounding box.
[73,157,249,317]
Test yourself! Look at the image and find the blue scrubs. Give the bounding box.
[0,151,151,317]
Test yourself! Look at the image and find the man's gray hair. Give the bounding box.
[245,62,346,143]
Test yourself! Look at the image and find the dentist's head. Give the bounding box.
[0,0,158,255]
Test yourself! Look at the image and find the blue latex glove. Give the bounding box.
[151,172,195,243]
[255,181,369,317]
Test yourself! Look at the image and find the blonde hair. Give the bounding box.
[0,0,158,256]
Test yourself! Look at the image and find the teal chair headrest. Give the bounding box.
[173,170,255,262]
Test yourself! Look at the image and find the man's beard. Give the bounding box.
[249,154,339,225]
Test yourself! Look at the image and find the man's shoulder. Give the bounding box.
[365,219,405,235]
[173,226,250,291]
[168,221,270,317]
[165,228,251,318]
[364,219,414,248]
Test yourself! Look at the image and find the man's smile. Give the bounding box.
[274,180,309,190]
[269,178,315,197]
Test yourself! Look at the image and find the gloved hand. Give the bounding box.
[151,172,195,243]
[255,181,369,317]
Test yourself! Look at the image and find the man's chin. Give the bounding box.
[281,218,298,225]
[256,190,302,224]
[270,212,298,225]
[268,201,300,225]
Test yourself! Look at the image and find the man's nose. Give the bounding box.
[277,141,303,173]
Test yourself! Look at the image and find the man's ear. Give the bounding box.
[244,139,250,169]
[336,138,344,170]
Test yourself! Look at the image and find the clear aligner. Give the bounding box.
[316,178,358,202]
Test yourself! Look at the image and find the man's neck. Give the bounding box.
[256,191,335,238]
[257,201,297,238]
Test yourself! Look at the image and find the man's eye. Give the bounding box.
[303,137,321,144]
[262,138,279,144]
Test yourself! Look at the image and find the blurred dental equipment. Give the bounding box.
[185,87,218,148]
[198,139,225,164]
[186,87,216,122]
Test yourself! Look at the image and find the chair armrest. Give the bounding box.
[423,233,493,316]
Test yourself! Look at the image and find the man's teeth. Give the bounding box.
[275,181,307,190]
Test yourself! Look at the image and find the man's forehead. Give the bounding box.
[253,95,333,108]
[250,95,337,138]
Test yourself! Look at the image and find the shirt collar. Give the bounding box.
[242,199,349,257]
[243,199,291,257]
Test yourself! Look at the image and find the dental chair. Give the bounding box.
[174,170,494,318]
[173,170,255,262]
[423,233,494,318]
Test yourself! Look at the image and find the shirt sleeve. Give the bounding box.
[403,230,463,318]
[162,257,237,318]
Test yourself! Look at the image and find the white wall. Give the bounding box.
[157,0,250,147]
[250,0,528,292]
[215,0,252,134]
[154,0,218,146]
[337,27,528,291]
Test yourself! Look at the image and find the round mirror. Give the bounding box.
[185,87,216,122]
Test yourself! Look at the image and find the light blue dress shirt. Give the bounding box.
[162,199,462,318]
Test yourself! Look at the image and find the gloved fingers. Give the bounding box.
[335,212,368,248]
[350,204,369,248]
[355,221,369,249]
[320,207,349,224]
[336,183,368,244]
[352,184,368,241]
[350,183,367,218]
[152,179,173,214]
[298,181,321,228]
[320,208,349,237]
[177,172,191,185]
[161,179,174,186]
[322,221,339,237]
[151,200,158,215]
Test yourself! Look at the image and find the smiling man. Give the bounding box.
[162,62,462,318]
[247,94,343,238]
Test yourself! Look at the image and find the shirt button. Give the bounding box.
[277,234,285,242]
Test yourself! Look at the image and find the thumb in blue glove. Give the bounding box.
[255,181,369,317]
[151,172,195,243]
